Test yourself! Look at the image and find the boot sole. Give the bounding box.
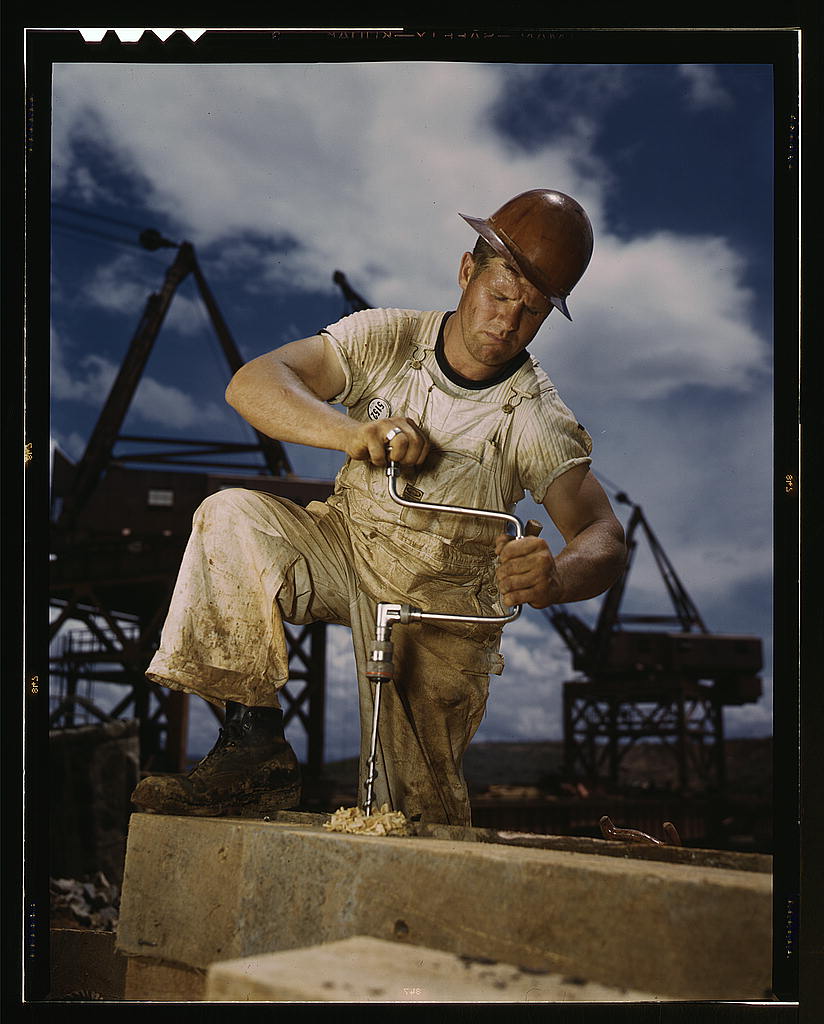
[134,782,302,819]
[229,783,303,818]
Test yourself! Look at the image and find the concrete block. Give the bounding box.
[124,958,205,1002]
[117,813,772,1001]
[205,935,666,1002]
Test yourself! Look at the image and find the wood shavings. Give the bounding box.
[323,803,413,837]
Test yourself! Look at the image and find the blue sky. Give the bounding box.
[48,56,779,763]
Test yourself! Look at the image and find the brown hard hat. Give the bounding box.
[460,189,593,320]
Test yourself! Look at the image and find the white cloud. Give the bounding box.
[51,326,226,430]
[51,63,602,312]
[67,164,120,206]
[678,64,735,110]
[51,63,766,404]
[475,614,573,743]
[77,252,212,337]
[130,374,226,430]
[81,256,157,316]
[581,378,774,628]
[51,327,116,402]
[533,230,769,403]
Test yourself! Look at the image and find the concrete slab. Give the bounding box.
[117,813,772,1001]
[124,957,205,1002]
[266,810,773,873]
[205,935,666,1002]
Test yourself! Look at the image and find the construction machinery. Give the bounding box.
[48,234,366,773]
[547,489,763,793]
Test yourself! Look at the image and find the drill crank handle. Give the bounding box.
[386,461,524,539]
[386,461,543,539]
[384,461,544,623]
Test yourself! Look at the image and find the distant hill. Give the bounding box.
[320,736,773,798]
[465,737,774,796]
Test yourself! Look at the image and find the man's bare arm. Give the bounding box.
[225,334,429,466]
[495,465,627,608]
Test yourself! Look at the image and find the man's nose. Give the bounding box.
[496,303,523,333]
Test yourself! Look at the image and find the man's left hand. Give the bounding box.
[494,534,561,609]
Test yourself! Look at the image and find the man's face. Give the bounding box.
[448,252,552,380]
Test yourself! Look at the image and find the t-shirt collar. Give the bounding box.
[434,311,530,391]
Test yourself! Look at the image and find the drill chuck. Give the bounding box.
[366,639,394,682]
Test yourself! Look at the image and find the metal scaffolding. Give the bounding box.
[550,495,763,794]
[48,235,362,773]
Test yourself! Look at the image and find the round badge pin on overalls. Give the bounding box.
[368,398,392,421]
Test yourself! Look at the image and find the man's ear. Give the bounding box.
[457,251,474,290]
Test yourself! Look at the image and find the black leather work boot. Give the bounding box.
[130,701,301,817]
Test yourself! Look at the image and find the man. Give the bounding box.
[131,189,626,825]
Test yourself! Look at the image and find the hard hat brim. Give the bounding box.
[460,212,574,321]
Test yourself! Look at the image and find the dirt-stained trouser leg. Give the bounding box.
[146,488,355,706]
[348,595,493,826]
[133,489,359,816]
[147,487,492,825]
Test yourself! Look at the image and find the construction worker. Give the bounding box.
[131,189,627,825]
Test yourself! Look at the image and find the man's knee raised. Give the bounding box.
[193,487,255,528]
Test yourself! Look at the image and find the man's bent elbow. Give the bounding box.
[586,520,627,598]
[225,365,250,410]
[605,526,629,589]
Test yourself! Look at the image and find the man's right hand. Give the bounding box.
[345,417,431,467]
[227,336,430,468]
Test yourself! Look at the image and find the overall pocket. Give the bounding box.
[397,436,508,545]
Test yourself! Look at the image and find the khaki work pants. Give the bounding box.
[146,488,496,825]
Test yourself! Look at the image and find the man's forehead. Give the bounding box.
[483,258,549,310]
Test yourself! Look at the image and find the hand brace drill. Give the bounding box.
[363,459,542,815]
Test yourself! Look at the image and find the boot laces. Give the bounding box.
[189,717,246,775]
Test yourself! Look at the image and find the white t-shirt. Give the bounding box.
[321,307,592,614]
